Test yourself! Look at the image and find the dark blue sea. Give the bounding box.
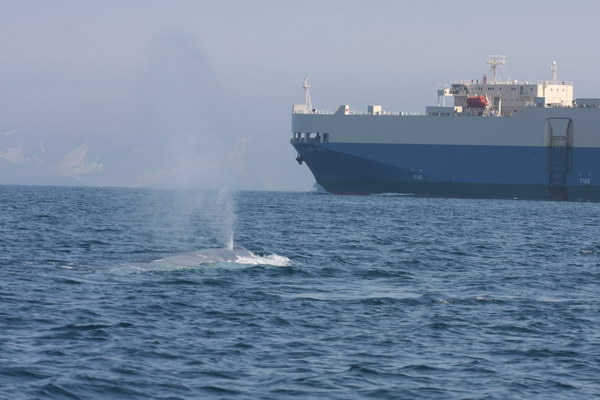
[1,185,600,399]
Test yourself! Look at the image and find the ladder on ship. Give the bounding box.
[549,135,568,200]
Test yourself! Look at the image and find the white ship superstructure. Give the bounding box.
[442,57,574,116]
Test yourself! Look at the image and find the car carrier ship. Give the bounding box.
[291,56,600,201]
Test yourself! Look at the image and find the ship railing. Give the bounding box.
[293,109,426,116]
[452,79,537,85]
[537,80,573,85]
[346,110,426,116]
[292,109,332,115]
[451,79,573,86]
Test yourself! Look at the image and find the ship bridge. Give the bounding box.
[447,79,573,116]
[442,57,574,116]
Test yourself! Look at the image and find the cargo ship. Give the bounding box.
[291,56,600,200]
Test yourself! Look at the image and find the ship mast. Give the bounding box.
[486,55,506,83]
[551,61,558,83]
[303,74,312,111]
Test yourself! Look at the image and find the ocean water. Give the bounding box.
[1,185,600,399]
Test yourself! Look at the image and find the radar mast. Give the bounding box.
[303,75,312,111]
[486,55,506,83]
[551,61,558,83]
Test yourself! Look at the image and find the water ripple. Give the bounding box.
[1,187,600,399]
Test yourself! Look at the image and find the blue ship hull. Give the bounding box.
[292,142,600,201]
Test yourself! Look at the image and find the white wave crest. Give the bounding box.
[234,252,291,266]
[372,192,415,197]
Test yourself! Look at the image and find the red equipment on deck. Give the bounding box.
[466,95,488,108]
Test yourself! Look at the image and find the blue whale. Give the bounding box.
[153,246,254,266]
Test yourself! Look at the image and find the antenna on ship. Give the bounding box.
[486,55,506,83]
[303,74,313,111]
[551,61,558,83]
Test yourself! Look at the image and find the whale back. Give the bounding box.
[154,246,254,266]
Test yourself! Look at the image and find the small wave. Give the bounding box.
[434,296,505,305]
[371,192,414,197]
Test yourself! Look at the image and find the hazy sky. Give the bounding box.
[2,0,600,190]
